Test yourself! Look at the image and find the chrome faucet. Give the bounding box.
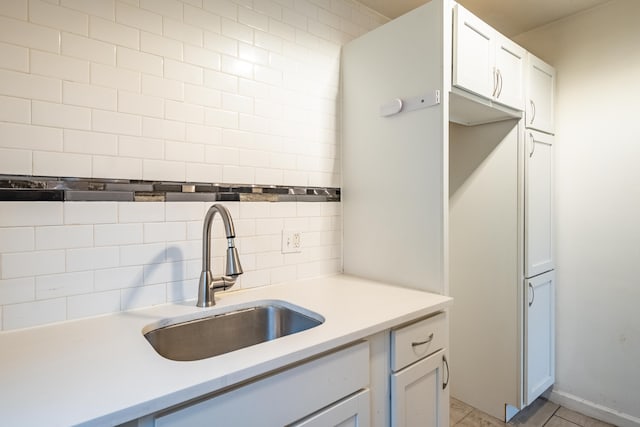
[197,204,243,307]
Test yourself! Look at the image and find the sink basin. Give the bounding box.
[143,302,324,361]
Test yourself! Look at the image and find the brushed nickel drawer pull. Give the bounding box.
[411,333,434,347]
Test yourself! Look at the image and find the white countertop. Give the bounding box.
[0,274,452,426]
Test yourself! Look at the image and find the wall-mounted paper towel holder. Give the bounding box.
[379,90,440,117]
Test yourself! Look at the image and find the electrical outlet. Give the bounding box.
[281,230,302,253]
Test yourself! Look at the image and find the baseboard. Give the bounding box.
[549,389,640,427]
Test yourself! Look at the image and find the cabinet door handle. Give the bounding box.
[497,69,503,98]
[529,282,535,307]
[529,132,536,158]
[411,333,434,347]
[530,100,536,124]
[492,68,498,97]
[442,355,450,390]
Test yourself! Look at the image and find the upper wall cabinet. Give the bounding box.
[453,4,526,111]
[525,54,556,134]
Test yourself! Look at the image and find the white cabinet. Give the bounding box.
[152,342,370,427]
[292,389,370,427]
[525,271,555,405]
[390,314,449,427]
[453,4,526,111]
[525,54,556,134]
[525,130,554,277]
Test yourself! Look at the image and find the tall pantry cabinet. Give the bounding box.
[342,0,556,423]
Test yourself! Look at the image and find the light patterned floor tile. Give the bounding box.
[555,407,615,427]
[509,398,560,427]
[545,415,582,427]
[451,397,475,424]
[456,409,508,427]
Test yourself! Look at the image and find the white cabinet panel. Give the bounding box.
[291,389,370,427]
[453,4,525,111]
[525,130,554,277]
[391,349,448,427]
[526,54,555,133]
[525,271,555,405]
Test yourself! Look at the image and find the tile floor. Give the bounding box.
[450,397,616,427]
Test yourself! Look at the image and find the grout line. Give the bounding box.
[542,405,562,426]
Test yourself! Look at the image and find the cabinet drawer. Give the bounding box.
[391,312,446,372]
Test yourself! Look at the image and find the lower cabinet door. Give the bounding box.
[291,389,371,427]
[391,349,448,427]
[525,271,555,405]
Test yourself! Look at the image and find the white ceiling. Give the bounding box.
[359,0,612,36]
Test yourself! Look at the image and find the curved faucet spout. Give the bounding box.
[197,204,243,307]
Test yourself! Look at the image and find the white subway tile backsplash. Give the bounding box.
[118,91,164,118]
[142,75,184,101]
[203,32,238,57]
[202,0,237,21]
[0,15,60,52]
[95,223,143,246]
[64,129,118,156]
[120,242,166,266]
[121,283,165,310]
[0,41,28,72]
[118,203,164,223]
[142,117,185,141]
[32,101,92,130]
[61,0,115,20]
[0,69,61,103]
[0,203,63,227]
[95,265,143,290]
[140,0,182,20]
[0,277,35,305]
[204,69,238,93]
[66,246,119,272]
[140,31,183,61]
[184,44,221,70]
[93,110,142,135]
[0,227,34,253]
[116,47,163,76]
[116,2,162,35]
[239,7,269,32]
[185,162,224,182]
[144,222,186,243]
[92,155,143,179]
[91,62,140,92]
[0,148,32,175]
[35,271,93,299]
[165,202,204,222]
[35,225,93,250]
[1,250,65,279]
[64,202,118,225]
[29,0,89,36]
[63,81,117,111]
[204,108,238,129]
[0,0,27,20]
[143,159,185,181]
[165,100,205,124]
[61,32,116,66]
[0,0,371,329]
[164,59,204,85]
[164,17,203,47]
[118,135,164,160]
[90,16,139,49]
[184,5,220,33]
[33,151,92,177]
[67,290,120,319]
[3,298,66,330]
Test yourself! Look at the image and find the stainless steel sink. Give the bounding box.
[144,303,324,361]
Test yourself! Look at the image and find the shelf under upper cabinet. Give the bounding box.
[449,88,522,126]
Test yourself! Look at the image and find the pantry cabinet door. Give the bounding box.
[524,271,555,405]
[494,35,526,109]
[525,130,554,277]
[526,54,556,133]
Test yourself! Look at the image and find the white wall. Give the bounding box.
[0,0,388,330]
[515,0,640,423]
